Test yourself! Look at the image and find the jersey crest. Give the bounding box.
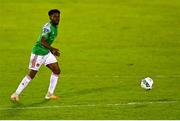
[42,23,51,34]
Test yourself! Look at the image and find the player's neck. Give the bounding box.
[50,21,58,27]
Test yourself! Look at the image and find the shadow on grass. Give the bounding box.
[1,99,50,119]
[61,85,120,97]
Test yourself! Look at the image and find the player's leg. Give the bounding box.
[15,70,37,94]
[11,54,43,101]
[45,62,60,99]
[47,62,60,75]
[11,70,37,101]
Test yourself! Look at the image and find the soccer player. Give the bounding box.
[11,9,61,101]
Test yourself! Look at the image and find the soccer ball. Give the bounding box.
[141,77,153,90]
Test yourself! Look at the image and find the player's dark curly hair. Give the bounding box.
[48,9,60,16]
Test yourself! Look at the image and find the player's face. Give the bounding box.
[50,13,60,25]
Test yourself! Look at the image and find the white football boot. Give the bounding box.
[10,93,19,101]
[45,92,59,100]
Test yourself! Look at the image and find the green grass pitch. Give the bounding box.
[0,0,180,119]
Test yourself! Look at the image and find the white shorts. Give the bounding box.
[29,52,57,71]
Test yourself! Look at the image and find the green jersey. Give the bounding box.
[32,22,58,55]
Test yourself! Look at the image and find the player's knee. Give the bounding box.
[53,68,61,75]
[28,71,37,79]
[28,74,35,79]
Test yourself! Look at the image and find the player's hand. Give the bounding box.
[51,48,60,57]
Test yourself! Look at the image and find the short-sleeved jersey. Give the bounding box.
[32,22,58,55]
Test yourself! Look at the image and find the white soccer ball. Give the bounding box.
[141,77,154,90]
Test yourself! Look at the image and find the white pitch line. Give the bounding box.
[60,75,180,78]
[107,101,177,106]
[0,101,178,110]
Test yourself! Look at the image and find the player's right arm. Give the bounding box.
[41,23,60,56]
[41,37,60,56]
